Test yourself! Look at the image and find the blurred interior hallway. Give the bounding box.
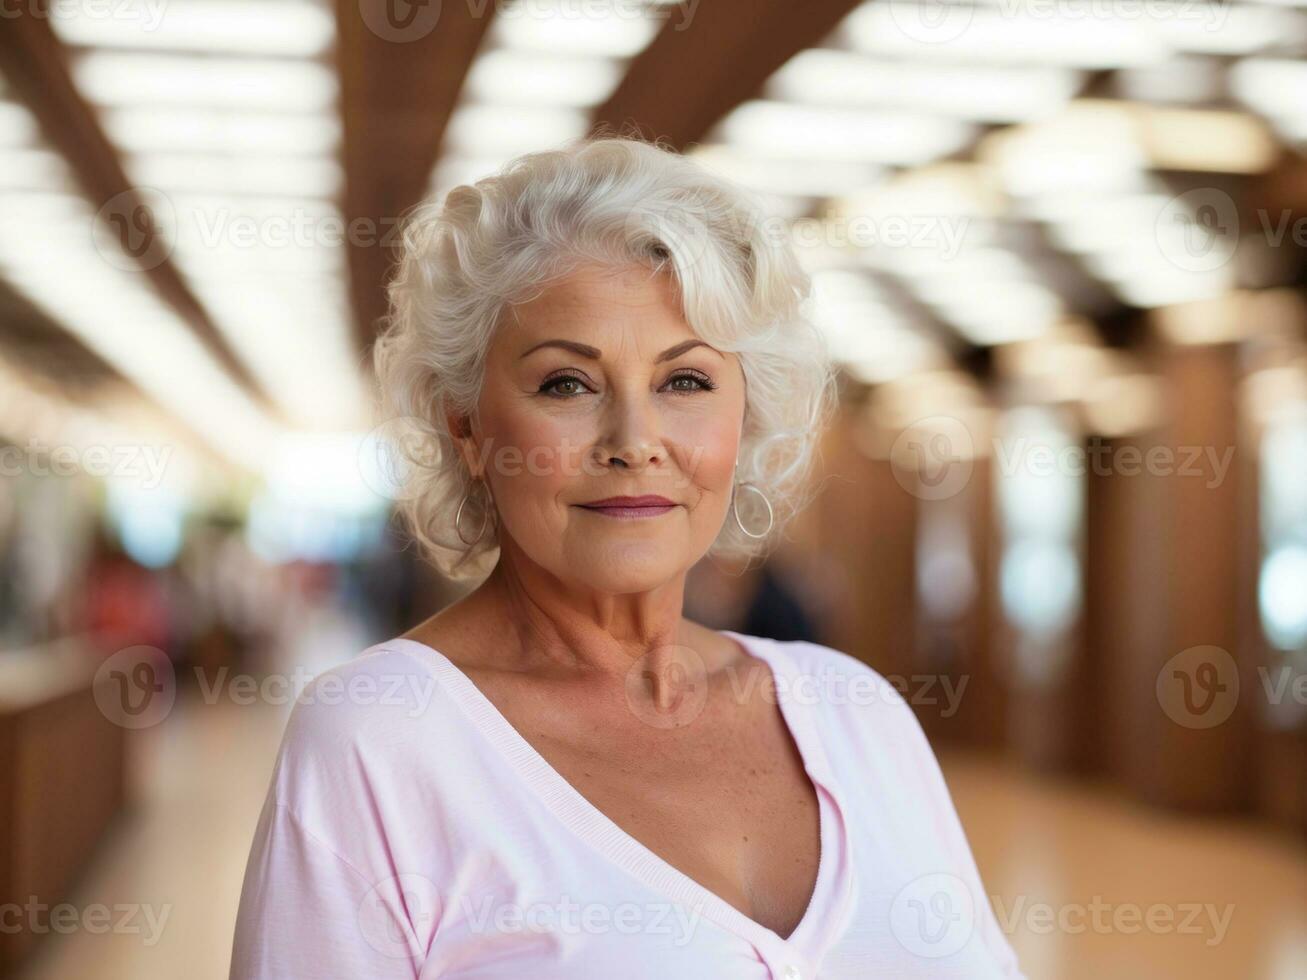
[11,689,1306,980]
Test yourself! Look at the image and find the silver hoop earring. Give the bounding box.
[454,481,492,547]
[731,481,773,539]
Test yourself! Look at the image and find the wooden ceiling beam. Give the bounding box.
[337,0,496,362]
[591,0,865,150]
[0,5,277,414]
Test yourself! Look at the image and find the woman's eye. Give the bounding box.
[540,375,591,397]
[665,372,717,393]
[539,372,716,397]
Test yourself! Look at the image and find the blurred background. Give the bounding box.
[0,0,1305,977]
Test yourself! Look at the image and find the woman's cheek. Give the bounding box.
[488,418,588,501]
[667,417,737,489]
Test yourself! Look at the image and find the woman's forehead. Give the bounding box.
[504,265,694,346]
[520,262,679,314]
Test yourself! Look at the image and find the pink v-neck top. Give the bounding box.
[229,630,1027,979]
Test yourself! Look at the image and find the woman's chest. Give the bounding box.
[465,667,823,939]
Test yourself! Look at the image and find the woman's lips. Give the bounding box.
[576,497,677,519]
[578,503,675,519]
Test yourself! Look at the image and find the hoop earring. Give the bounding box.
[731,481,774,540]
[454,480,492,547]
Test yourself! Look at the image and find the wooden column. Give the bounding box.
[809,397,919,682]
[1085,430,1170,789]
[804,387,1007,750]
[1126,334,1258,811]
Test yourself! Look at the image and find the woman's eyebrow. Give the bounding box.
[656,339,721,362]
[518,338,720,362]
[519,339,601,360]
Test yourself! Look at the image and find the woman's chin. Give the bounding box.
[563,543,688,593]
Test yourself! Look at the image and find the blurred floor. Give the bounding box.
[11,693,291,980]
[13,693,1306,980]
[944,750,1307,980]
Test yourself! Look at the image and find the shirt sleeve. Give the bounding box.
[228,794,423,980]
[888,690,1029,980]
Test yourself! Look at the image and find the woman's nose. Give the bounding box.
[599,393,666,470]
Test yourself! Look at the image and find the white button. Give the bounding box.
[782,966,802,980]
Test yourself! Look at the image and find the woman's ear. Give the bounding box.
[446,409,482,475]
[446,409,472,440]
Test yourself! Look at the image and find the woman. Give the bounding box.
[229,137,1026,979]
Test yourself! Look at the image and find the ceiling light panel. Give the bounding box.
[464,48,625,108]
[709,101,976,166]
[101,106,341,156]
[441,104,592,158]
[486,0,663,57]
[0,92,276,462]
[1230,58,1307,146]
[49,3,368,432]
[691,144,888,200]
[840,3,1169,68]
[0,189,282,470]
[71,52,337,111]
[767,49,1085,124]
[809,268,948,382]
[845,0,1307,61]
[52,0,334,57]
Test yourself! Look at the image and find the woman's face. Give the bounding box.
[455,261,746,594]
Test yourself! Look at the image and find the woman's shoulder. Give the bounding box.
[736,632,927,740]
[735,632,909,703]
[283,641,447,737]
[268,640,472,802]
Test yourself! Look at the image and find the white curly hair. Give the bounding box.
[371,134,839,581]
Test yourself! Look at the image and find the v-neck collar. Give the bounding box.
[382,629,855,966]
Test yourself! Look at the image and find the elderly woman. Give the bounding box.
[229,137,1025,979]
